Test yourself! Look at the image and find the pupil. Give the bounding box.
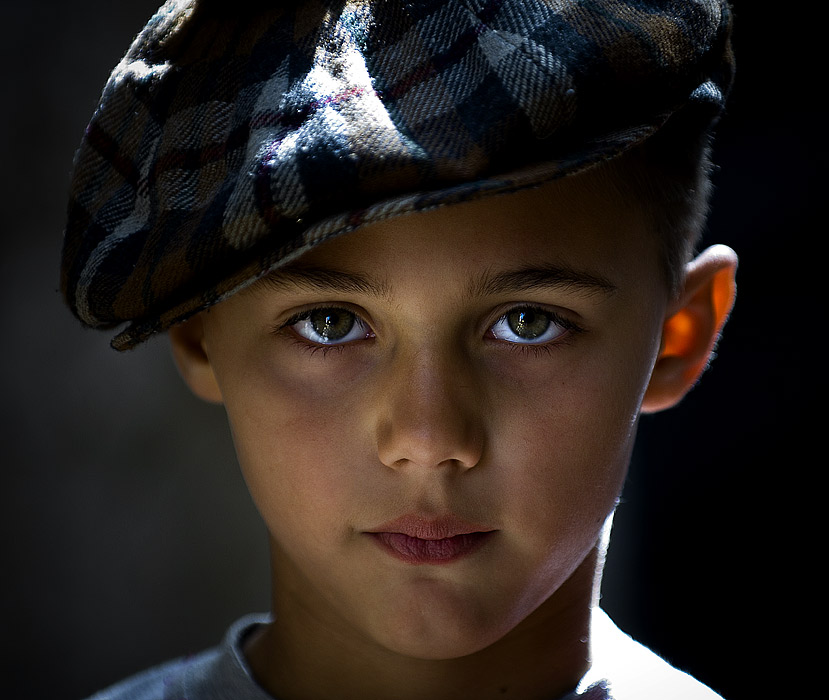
[507,309,549,339]
[310,309,354,340]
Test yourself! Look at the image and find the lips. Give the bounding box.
[366,514,495,565]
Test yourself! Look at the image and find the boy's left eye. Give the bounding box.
[287,307,374,345]
[488,307,571,345]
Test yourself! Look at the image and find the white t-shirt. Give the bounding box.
[85,608,724,700]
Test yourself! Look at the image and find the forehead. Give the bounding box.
[253,163,665,301]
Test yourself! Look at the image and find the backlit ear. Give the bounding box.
[642,245,738,413]
[168,314,224,404]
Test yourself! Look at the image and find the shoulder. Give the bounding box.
[84,614,272,700]
[84,650,219,700]
[578,608,724,700]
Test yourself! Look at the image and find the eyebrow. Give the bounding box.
[467,264,618,299]
[256,265,392,299]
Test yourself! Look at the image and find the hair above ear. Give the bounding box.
[641,244,738,414]
[168,314,224,404]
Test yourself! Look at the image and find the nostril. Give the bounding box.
[376,415,484,471]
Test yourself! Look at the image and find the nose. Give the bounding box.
[375,346,485,471]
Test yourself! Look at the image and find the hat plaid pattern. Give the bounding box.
[61,0,733,350]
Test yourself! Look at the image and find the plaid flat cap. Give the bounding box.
[61,0,734,350]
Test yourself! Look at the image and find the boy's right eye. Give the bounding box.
[284,307,374,345]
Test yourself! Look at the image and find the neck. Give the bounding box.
[245,548,601,700]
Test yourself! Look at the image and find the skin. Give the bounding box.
[170,164,737,700]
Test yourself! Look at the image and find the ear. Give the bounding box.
[642,244,738,413]
[168,314,224,404]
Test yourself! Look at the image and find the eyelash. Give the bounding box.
[498,334,577,357]
[274,305,583,354]
[288,338,348,357]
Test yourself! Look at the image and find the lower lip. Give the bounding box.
[368,531,494,565]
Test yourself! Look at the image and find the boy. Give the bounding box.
[61,0,738,698]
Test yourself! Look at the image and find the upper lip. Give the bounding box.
[366,513,494,540]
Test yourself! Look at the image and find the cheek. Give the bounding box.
[500,400,630,551]
[492,340,654,553]
[219,352,375,542]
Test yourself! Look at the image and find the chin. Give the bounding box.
[365,586,518,661]
[378,623,503,661]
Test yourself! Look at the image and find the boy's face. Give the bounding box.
[192,168,671,660]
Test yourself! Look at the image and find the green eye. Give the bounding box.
[505,308,549,340]
[490,306,568,345]
[287,307,373,345]
[307,308,356,341]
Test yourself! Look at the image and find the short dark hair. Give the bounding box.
[600,113,718,298]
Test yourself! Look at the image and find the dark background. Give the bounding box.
[2,3,810,699]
